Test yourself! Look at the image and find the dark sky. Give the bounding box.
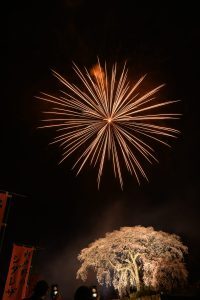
[1,1,200,299]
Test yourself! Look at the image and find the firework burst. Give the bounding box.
[37,60,180,188]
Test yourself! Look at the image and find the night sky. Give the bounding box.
[1,1,200,299]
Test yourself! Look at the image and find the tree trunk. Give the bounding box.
[132,261,140,292]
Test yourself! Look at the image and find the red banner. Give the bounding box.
[3,244,34,300]
[0,192,8,228]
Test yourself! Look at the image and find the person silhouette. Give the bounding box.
[23,280,49,300]
[74,285,92,300]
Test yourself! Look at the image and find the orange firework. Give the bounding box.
[37,60,180,188]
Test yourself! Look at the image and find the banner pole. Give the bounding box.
[0,189,27,198]
[0,192,11,256]
[0,190,27,257]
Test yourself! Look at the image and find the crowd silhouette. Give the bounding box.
[22,280,97,300]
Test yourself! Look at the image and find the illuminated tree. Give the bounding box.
[77,226,188,297]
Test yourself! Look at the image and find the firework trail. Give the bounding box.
[37,60,180,188]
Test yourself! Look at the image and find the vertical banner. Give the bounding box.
[3,244,34,300]
[0,192,8,228]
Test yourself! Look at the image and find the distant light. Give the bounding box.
[51,284,59,299]
[91,286,98,298]
[92,293,97,298]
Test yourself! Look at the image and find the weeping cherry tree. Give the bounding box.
[76,226,188,298]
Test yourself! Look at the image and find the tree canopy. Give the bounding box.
[77,226,188,297]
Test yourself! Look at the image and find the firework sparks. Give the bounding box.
[37,60,180,188]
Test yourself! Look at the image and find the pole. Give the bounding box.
[0,189,27,256]
[0,189,27,198]
[14,243,45,251]
[0,194,12,256]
